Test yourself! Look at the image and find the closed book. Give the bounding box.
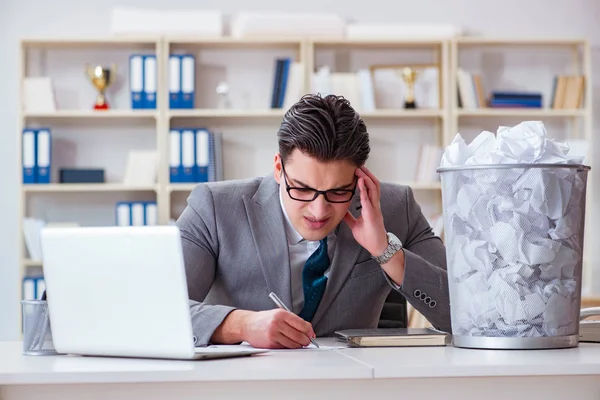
[580,321,600,343]
[490,91,542,99]
[335,327,449,347]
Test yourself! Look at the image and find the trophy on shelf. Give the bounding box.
[399,67,419,109]
[85,63,116,110]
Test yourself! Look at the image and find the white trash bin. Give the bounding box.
[438,163,590,349]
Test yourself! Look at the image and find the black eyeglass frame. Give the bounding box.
[280,160,358,203]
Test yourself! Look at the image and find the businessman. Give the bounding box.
[176,94,450,349]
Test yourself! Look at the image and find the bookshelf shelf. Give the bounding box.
[22,184,159,193]
[312,38,445,48]
[21,37,160,48]
[397,181,442,190]
[22,259,42,268]
[166,37,303,47]
[456,109,587,118]
[454,37,586,47]
[168,109,445,120]
[361,109,444,118]
[24,110,158,119]
[167,109,286,119]
[167,184,199,193]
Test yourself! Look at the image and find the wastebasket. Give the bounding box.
[438,163,590,349]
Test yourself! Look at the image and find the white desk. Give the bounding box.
[1,340,600,400]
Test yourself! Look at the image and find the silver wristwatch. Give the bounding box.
[372,232,403,264]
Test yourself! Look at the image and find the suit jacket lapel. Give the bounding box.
[243,176,293,308]
[310,195,363,328]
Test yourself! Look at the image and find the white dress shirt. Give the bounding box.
[279,186,337,314]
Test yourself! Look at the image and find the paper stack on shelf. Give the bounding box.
[123,150,158,186]
[346,23,462,40]
[230,11,345,38]
[415,145,443,182]
[110,7,223,36]
[310,66,375,112]
[22,77,56,113]
[23,218,45,262]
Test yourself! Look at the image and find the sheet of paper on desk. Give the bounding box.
[239,342,345,351]
[440,121,586,338]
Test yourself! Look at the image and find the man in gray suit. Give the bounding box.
[176,94,450,349]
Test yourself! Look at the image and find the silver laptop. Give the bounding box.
[40,225,266,360]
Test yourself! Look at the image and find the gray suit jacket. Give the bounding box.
[176,176,451,345]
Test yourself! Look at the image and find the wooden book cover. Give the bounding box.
[335,328,449,347]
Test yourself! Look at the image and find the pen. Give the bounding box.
[268,292,320,348]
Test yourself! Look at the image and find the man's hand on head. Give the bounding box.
[343,166,388,256]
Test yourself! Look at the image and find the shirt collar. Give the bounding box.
[279,184,304,245]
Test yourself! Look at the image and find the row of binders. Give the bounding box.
[129,54,196,109]
[116,201,158,226]
[22,128,51,184]
[23,276,45,300]
[170,128,223,183]
[129,54,157,109]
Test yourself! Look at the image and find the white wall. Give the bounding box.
[1,0,599,340]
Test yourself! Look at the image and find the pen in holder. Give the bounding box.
[21,291,59,356]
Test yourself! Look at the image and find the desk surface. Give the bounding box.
[1,340,600,385]
[341,342,600,378]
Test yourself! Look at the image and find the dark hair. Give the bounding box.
[277,93,370,166]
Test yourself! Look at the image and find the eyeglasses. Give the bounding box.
[281,161,357,203]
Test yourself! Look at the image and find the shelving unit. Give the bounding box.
[450,37,594,294]
[17,37,163,318]
[16,35,595,313]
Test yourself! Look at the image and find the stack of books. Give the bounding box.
[270,57,304,109]
[488,91,542,108]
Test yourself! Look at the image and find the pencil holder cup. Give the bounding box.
[21,300,59,356]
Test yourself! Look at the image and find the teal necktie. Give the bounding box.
[298,238,329,322]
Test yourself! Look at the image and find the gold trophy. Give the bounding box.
[85,64,116,110]
[400,67,419,109]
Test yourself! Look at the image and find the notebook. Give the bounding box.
[579,307,600,343]
[580,321,600,343]
[335,328,449,347]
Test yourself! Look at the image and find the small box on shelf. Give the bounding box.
[59,168,105,184]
